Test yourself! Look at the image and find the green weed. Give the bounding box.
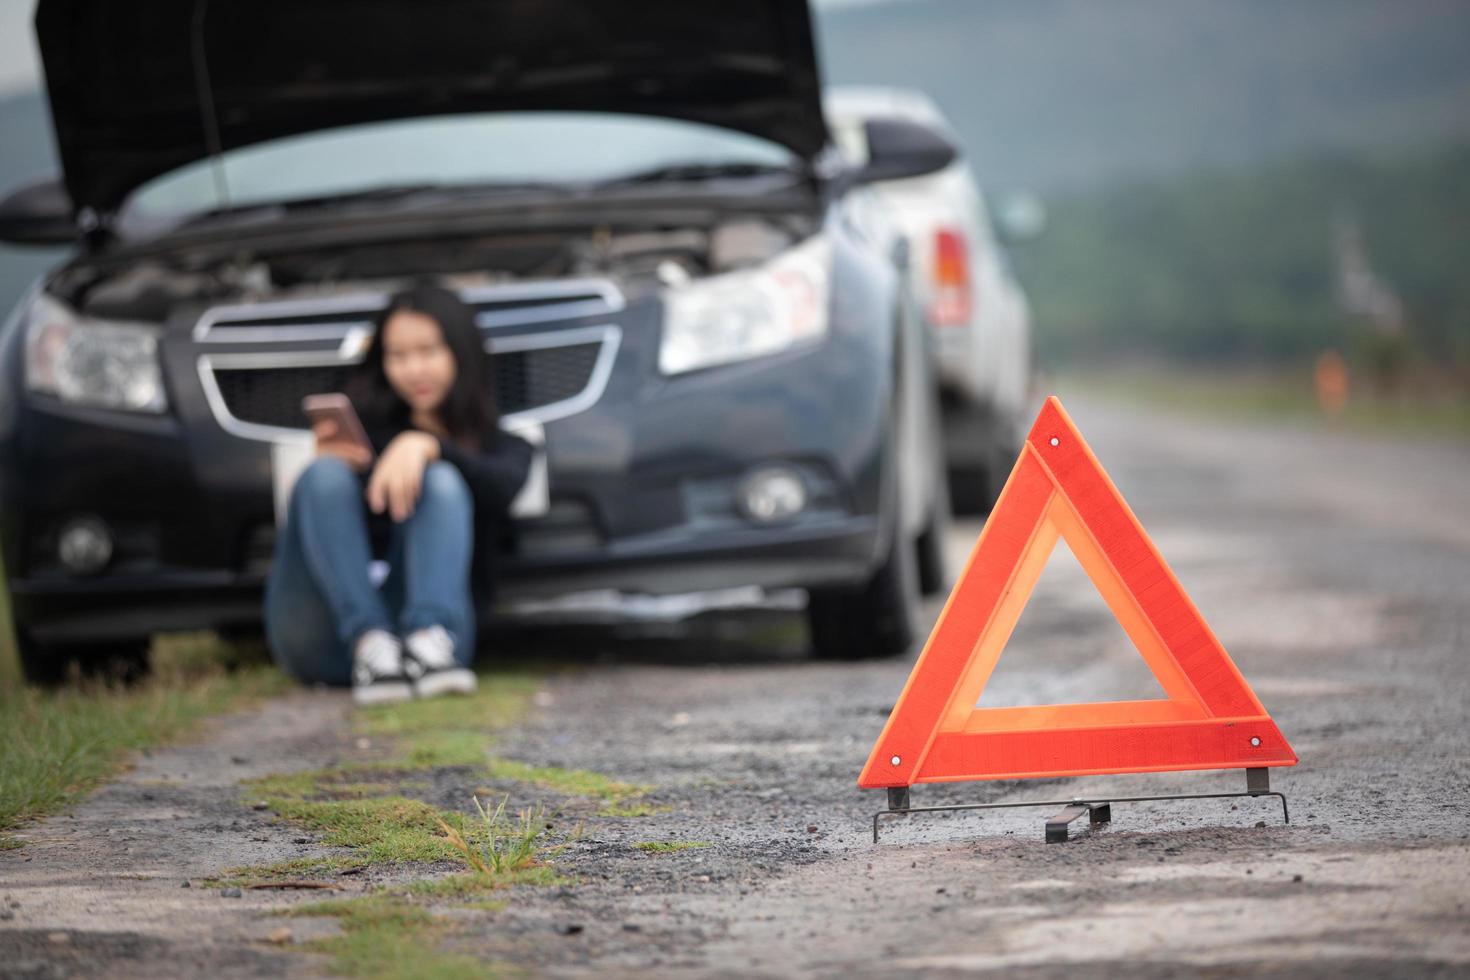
[632,840,710,853]
[482,758,647,802]
[277,896,489,979]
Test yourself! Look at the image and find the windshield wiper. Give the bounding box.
[595,161,804,186]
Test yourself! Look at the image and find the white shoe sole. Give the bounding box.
[353,679,414,706]
[414,668,478,698]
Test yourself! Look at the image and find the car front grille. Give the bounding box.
[194,281,621,439]
[210,341,603,431]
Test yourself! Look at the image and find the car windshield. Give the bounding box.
[121,112,799,223]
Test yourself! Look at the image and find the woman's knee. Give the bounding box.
[420,461,471,511]
[294,455,362,505]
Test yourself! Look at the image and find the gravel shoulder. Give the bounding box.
[3,394,1468,977]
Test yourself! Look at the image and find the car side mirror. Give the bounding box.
[852,118,957,185]
[0,179,76,246]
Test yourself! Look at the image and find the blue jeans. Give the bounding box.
[265,456,477,686]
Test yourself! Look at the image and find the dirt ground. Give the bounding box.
[3,394,1468,978]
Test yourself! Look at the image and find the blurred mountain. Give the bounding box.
[816,0,1470,192]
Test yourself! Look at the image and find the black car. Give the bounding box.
[0,0,955,680]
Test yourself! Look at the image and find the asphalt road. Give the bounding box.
[3,393,1468,977]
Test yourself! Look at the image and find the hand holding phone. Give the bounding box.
[302,393,375,472]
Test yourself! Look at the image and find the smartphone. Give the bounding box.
[302,393,375,460]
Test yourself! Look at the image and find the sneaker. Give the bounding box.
[351,629,413,705]
[402,625,477,698]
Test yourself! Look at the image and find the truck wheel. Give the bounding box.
[807,516,922,660]
[15,629,152,686]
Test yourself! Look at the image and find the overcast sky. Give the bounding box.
[0,0,40,96]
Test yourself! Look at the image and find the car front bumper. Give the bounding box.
[2,284,898,643]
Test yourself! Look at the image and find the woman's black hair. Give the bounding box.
[350,282,498,447]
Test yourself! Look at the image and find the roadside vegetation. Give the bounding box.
[1062,367,1470,437]
[0,629,287,847]
[225,671,660,978]
[633,840,710,853]
[274,894,497,980]
[1021,140,1470,369]
[226,668,652,885]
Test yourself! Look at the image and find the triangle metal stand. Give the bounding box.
[871,767,1289,844]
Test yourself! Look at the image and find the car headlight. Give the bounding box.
[23,293,168,413]
[659,233,831,375]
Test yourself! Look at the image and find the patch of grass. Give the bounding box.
[355,670,541,740]
[632,840,711,853]
[401,730,491,769]
[482,758,647,802]
[215,855,366,883]
[596,800,674,818]
[242,766,403,802]
[264,796,473,865]
[399,867,561,897]
[0,835,23,851]
[277,895,488,980]
[0,639,287,833]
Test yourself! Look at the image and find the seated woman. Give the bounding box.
[265,283,533,704]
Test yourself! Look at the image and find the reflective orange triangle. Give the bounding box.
[859,396,1296,788]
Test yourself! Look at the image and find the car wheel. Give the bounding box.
[15,629,152,686]
[807,512,923,661]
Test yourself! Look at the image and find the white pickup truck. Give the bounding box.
[826,86,1037,512]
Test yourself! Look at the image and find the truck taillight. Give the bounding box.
[928,227,972,327]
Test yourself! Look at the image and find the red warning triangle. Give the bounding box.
[860,396,1296,788]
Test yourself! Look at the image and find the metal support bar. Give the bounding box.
[887,786,911,811]
[871,779,1290,843]
[1045,803,1092,843]
[1246,767,1270,794]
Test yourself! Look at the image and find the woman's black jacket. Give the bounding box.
[361,420,534,605]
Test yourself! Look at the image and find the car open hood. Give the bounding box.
[36,0,829,215]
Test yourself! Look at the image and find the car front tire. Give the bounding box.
[15,628,151,686]
[806,512,922,661]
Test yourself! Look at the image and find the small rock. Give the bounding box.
[251,801,269,811]
[622,923,641,932]
[1255,821,1267,828]
[935,887,946,894]
[47,932,69,944]
[533,691,555,708]
[695,875,711,883]
[266,926,293,945]
[221,888,243,898]
[1292,874,1304,883]
[806,825,818,834]
[230,756,249,765]
[181,881,191,889]
[0,910,13,921]
[558,923,584,936]
[355,737,372,750]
